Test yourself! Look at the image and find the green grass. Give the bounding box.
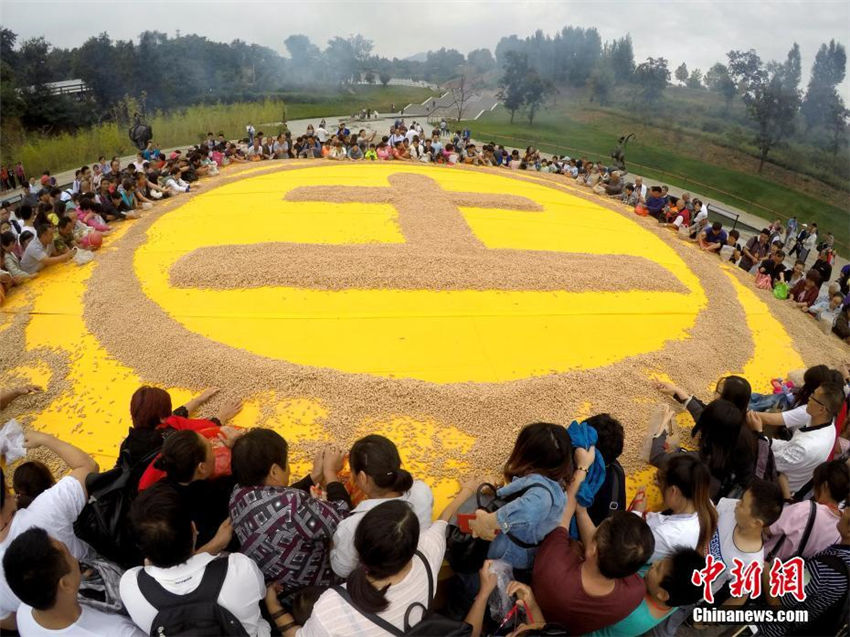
[469,108,850,252]
[280,85,437,121]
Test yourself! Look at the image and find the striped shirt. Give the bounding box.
[758,544,850,637]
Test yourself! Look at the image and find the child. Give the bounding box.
[756,250,787,289]
[364,144,378,161]
[587,548,705,636]
[631,454,717,561]
[620,184,638,206]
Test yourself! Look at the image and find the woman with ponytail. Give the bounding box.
[765,459,850,560]
[632,454,717,562]
[292,499,449,635]
[330,435,434,578]
[151,429,239,554]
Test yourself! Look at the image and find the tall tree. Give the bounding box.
[467,48,495,73]
[524,71,552,125]
[674,62,689,85]
[633,57,670,105]
[498,50,529,124]
[686,68,704,89]
[587,63,615,105]
[727,46,802,172]
[801,39,847,130]
[604,35,635,83]
[705,62,737,110]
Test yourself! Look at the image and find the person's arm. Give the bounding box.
[747,409,784,429]
[506,581,545,632]
[653,380,692,404]
[195,518,232,556]
[575,506,597,548]
[265,586,300,637]
[465,560,499,637]
[23,430,98,489]
[559,450,594,531]
[438,478,479,522]
[40,250,74,267]
[180,387,220,416]
[0,383,41,409]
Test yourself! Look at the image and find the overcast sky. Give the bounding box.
[2,0,849,93]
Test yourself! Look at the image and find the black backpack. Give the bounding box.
[73,446,160,568]
[137,556,249,637]
[446,483,549,574]
[333,551,472,636]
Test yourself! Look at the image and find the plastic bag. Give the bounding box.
[486,560,515,624]
[640,404,676,462]
[0,419,26,465]
[74,249,95,265]
[773,282,789,300]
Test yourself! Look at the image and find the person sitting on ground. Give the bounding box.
[755,505,850,637]
[330,434,433,578]
[833,303,850,343]
[533,447,655,635]
[619,184,638,206]
[20,224,73,274]
[0,431,99,631]
[119,482,270,636]
[698,221,727,253]
[789,269,822,308]
[738,228,771,272]
[584,547,705,637]
[655,374,752,426]
[662,199,690,230]
[765,459,849,561]
[11,461,54,510]
[1,231,35,284]
[631,454,717,561]
[746,382,845,496]
[644,186,667,221]
[4,528,145,637]
[756,249,787,288]
[807,292,845,328]
[467,422,572,572]
[585,414,626,526]
[811,249,833,287]
[786,259,806,287]
[752,364,841,425]
[229,429,351,595]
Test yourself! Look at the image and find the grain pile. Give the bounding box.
[5,159,843,481]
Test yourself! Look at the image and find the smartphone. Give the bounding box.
[457,513,476,534]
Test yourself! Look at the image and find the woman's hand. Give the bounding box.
[197,388,220,404]
[745,410,764,433]
[478,560,499,597]
[506,581,544,626]
[23,431,51,449]
[574,446,595,470]
[265,583,283,612]
[217,398,242,423]
[310,448,326,485]
[653,380,681,398]
[322,445,345,483]
[469,510,499,541]
[630,486,648,513]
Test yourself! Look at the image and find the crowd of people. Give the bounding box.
[1,365,850,637]
[1,119,849,637]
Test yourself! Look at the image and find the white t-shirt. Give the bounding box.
[708,498,762,592]
[644,511,701,563]
[119,553,270,637]
[316,128,329,143]
[330,480,434,578]
[16,603,145,636]
[299,520,447,637]
[780,404,811,429]
[771,422,836,495]
[0,477,92,619]
[693,208,708,225]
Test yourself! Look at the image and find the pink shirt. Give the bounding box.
[764,501,841,560]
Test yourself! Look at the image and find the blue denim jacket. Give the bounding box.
[486,474,567,569]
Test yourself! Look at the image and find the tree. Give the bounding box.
[633,57,670,105]
[802,39,847,130]
[379,71,390,86]
[498,50,529,124]
[423,48,464,82]
[524,71,552,125]
[604,35,634,83]
[364,70,375,84]
[448,74,476,122]
[686,68,704,89]
[825,94,848,156]
[705,62,737,110]
[17,37,52,87]
[467,48,495,73]
[587,63,615,105]
[674,62,688,85]
[727,46,801,172]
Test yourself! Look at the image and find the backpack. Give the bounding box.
[445,483,549,574]
[73,446,161,568]
[333,551,472,636]
[137,556,249,637]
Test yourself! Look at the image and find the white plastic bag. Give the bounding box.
[486,560,515,624]
[0,419,26,465]
[74,249,95,265]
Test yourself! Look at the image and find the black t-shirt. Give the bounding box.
[759,258,787,283]
[813,260,832,286]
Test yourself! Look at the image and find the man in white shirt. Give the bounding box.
[315,125,329,144]
[5,528,144,637]
[747,383,844,496]
[119,483,270,636]
[0,431,99,632]
[20,224,73,274]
